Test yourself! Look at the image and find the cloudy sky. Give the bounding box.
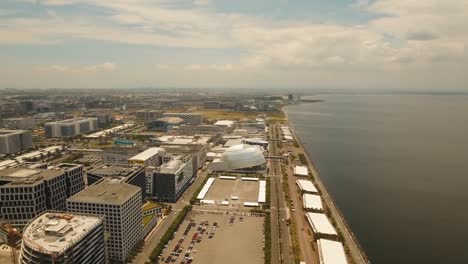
[0,0,467,90]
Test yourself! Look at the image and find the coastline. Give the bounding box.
[282,106,370,264]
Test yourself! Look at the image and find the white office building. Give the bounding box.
[0,129,33,154]
[67,180,143,263]
[44,118,98,138]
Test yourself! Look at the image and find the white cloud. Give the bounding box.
[41,62,117,73]
[1,0,467,89]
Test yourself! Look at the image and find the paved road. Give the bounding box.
[269,124,293,264]
[132,169,209,264]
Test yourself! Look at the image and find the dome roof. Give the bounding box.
[211,144,266,171]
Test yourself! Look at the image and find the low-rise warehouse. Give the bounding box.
[306,212,337,236]
[303,193,323,211]
[318,239,348,264]
[296,179,318,193]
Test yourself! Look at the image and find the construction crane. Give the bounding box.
[0,224,22,264]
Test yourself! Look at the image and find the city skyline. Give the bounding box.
[1,0,466,91]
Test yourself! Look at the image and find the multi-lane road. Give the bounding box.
[269,124,293,264]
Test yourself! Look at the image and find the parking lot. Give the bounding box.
[203,177,259,207]
[160,211,264,264]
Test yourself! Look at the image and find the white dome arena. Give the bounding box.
[211,144,266,171]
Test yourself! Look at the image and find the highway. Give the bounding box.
[269,123,293,264]
[132,168,209,264]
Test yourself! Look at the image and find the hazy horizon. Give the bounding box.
[1,0,467,91]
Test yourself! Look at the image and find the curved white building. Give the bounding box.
[211,144,266,171]
[20,212,106,264]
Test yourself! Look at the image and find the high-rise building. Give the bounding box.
[44,118,98,138]
[136,110,163,121]
[86,164,147,201]
[0,129,33,154]
[50,163,86,197]
[162,113,203,125]
[67,180,143,263]
[0,166,84,226]
[19,211,107,264]
[2,117,36,130]
[151,155,194,202]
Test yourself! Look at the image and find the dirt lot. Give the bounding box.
[203,178,259,206]
[160,212,264,264]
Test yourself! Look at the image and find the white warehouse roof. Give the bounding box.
[303,194,323,211]
[296,179,318,193]
[294,165,309,176]
[128,147,165,162]
[318,239,348,264]
[306,212,337,236]
[214,120,234,127]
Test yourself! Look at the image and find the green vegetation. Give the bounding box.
[293,139,300,148]
[298,153,309,166]
[149,205,192,263]
[264,212,272,264]
[263,176,271,209]
[143,214,155,227]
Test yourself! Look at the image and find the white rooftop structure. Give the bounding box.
[210,144,266,171]
[0,159,18,170]
[306,212,337,236]
[128,147,165,162]
[294,165,309,176]
[85,123,134,138]
[318,239,348,264]
[22,212,102,255]
[214,120,234,127]
[258,180,266,203]
[224,138,243,147]
[244,202,259,207]
[303,193,323,211]
[197,177,215,200]
[296,179,318,193]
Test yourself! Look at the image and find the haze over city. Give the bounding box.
[1,1,468,264]
[1,0,467,90]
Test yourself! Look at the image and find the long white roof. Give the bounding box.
[296,179,318,193]
[306,212,337,235]
[303,194,323,211]
[128,147,164,162]
[318,239,348,264]
[197,177,215,200]
[258,180,266,203]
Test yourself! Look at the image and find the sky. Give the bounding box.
[0,0,467,91]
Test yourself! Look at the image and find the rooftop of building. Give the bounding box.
[0,129,30,135]
[142,201,162,211]
[0,168,64,186]
[45,117,97,125]
[159,157,185,174]
[156,117,185,124]
[163,112,201,116]
[88,164,143,177]
[67,180,140,204]
[128,147,165,162]
[22,212,103,255]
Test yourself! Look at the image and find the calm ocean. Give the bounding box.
[284,94,468,264]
